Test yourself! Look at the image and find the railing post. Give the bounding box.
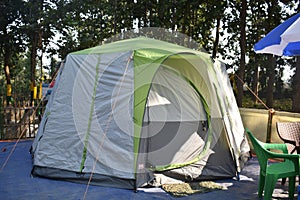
[266,108,275,143]
[0,97,3,140]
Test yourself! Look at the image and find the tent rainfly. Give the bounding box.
[31,37,250,189]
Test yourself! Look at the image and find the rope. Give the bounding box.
[82,53,133,200]
[0,99,42,172]
[234,74,270,111]
[0,65,61,173]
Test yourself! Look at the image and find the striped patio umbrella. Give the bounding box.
[254,13,300,56]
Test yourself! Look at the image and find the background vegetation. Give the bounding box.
[0,0,300,113]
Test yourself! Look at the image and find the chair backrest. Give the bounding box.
[276,122,300,142]
[245,129,269,173]
[276,122,300,152]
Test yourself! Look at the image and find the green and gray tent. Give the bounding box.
[31,37,250,189]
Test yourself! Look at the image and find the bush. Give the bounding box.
[242,95,292,112]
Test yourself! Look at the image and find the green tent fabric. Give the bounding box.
[31,37,250,189]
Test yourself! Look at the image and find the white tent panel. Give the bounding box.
[145,66,207,122]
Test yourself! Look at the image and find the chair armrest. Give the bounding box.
[267,151,300,169]
[268,152,300,160]
[263,143,288,154]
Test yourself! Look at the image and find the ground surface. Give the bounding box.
[0,140,298,200]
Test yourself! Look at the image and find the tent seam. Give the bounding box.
[79,56,101,172]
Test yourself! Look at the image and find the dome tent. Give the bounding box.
[31,37,250,189]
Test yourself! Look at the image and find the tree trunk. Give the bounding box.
[30,31,38,105]
[29,0,44,105]
[4,64,11,85]
[253,64,259,104]
[3,42,12,105]
[171,1,177,31]
[237,0,247,107]
[266,55,275,108]
[113,0,117,35]
[212,17,221,59]
[181,2,188,35]
[292,56,300,112]
[4,66,12,105]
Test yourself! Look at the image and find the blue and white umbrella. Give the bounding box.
[254,13,300,56]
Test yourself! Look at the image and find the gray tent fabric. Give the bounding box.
[31,37,250,189]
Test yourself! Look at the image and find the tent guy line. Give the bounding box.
[83,52,134,199]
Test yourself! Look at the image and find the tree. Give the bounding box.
[292,57,300,112]
[237,0,247,107]
[264,0,283,108]
[220,0,249,107]
[266,55,276,107]
[291,3,300,112]
[242,0,298,111]
[20,0,44,104]
[0,0,24,104]
[2,0,299,114]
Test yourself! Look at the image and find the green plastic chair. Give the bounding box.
[245,128,300,200]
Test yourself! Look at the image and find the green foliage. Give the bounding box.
[242,94,293,111]
[0,96,3,139]
[1,0,300,113]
